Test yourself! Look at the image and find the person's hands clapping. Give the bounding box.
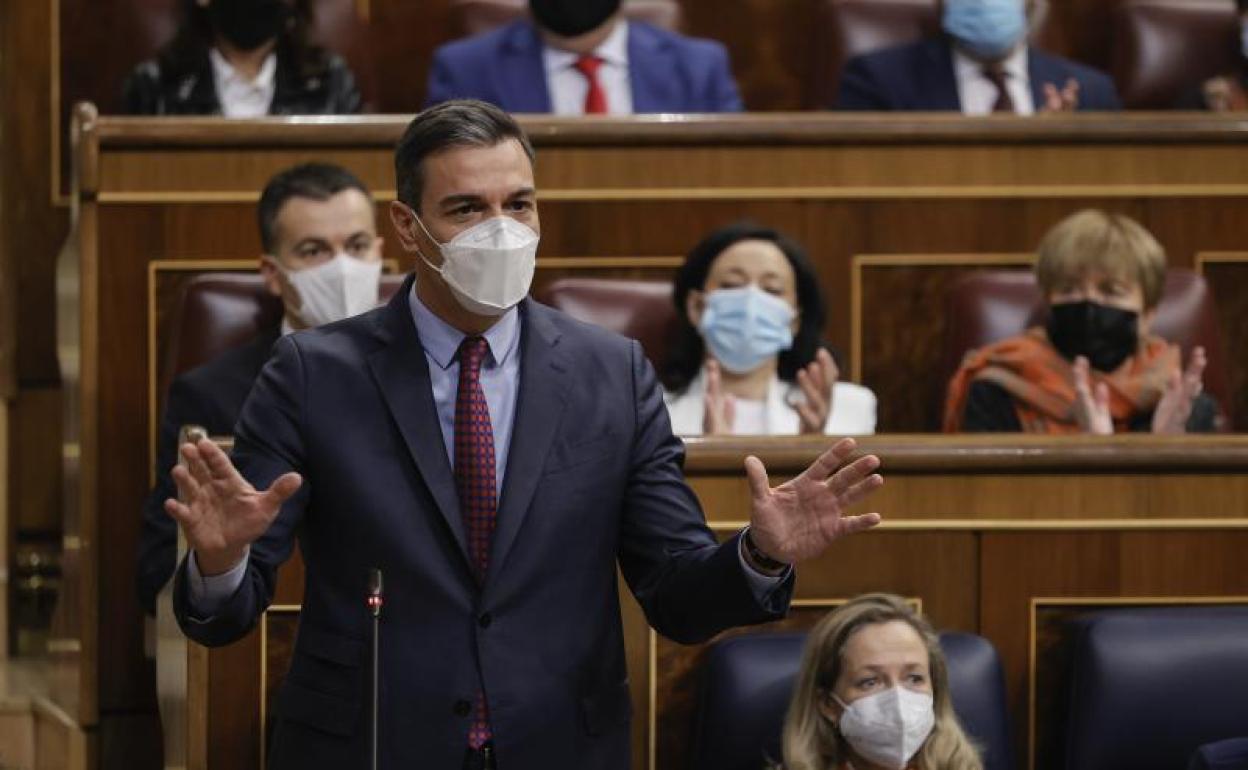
[1152,346,1206,435]
[1072,355,1114,435]
[702,359,736,436]
[793,348,837,435]
[164,438,302,575]
[1041,78,1080,112]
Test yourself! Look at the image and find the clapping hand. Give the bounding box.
[164,438,302,575]
[1041,78,1080,112]
[1072,355,1114,435]
[1152,346,1206,435]
[793,349,837,435]
[702,360,736,436]
[744,437,883,566]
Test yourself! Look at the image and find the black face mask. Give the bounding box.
[210,0,291,52]
[1045,300,1139,373]
[529,0,621,38]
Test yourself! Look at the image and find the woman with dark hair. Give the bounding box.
[122,0,361,116]
[662,222,876,436]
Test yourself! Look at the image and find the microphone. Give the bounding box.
[367,568,383,770]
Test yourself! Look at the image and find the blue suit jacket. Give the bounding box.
[425,19,743,113]
[836,37,1122,111]
[172,275,791,769]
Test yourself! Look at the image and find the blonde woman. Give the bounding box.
[782,594,982,770]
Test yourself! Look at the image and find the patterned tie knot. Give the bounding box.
[459,336,490,375]
[575,54,603,79]
[982,64,1008,88]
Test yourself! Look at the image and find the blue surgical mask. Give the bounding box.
[943,0,1027,61]
[698,285,795,375]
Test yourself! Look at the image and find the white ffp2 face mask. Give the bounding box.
[834,687,935,769]
[279,254,382,328]
[415,216,539,317]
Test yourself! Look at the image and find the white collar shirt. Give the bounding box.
[952,44,1035,116]
[209,47,278,118]
[541,19,633,115]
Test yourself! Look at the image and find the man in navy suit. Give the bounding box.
[137,162,383,616]
[166,100,884,769]
[424,0,742,114]
[837,0,1121,113]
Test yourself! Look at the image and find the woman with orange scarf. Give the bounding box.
[945,210,1217,434]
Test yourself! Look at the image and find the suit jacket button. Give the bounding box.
[454,699,472,717]
[478,612,492,628]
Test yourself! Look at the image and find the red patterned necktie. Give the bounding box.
[574,54,608,114]
[454,336,495,749]
[983,65,1015,113]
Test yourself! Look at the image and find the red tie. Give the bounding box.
[574,55,608,115]
[454,336,495,749]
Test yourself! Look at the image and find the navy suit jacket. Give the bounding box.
[172,276,791,769]
[425,19,743,113]
[836,37,1122,111]
[137,327,278,615]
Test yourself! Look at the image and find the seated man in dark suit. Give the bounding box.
[836,0,1121,113]
[136,162,383,615]
[425,0,742,114]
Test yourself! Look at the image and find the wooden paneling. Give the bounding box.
[1199,254,1248,429]
[67,115,1248,768]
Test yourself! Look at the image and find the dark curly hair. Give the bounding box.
[662,221,828,395]
[157,0,331,83]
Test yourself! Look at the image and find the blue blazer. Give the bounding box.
[172,275,791,769]
[425,19,743,113]
[836,37,1122,111]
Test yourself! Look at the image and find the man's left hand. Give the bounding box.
[744,437,883,566]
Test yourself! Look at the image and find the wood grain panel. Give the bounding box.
[980,532,1248,770]
[1198,254,1248,431]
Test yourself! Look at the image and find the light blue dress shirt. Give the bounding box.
[186,285,783,614]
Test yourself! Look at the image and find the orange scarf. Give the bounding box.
[943,327,1179,434]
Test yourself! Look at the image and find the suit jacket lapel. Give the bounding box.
[366,275,471,568]
[627,22,674,113]
[486,300,568,587]
[920,38,963,110]
[1027,48,1055,109]
[499,21,553,112]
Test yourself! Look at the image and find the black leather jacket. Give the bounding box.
[121,41,361,115]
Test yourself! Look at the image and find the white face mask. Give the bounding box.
[277,254,382,328]
[834,687,935,769]
[415,215,538,317]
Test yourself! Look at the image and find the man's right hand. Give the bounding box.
[164,438,302,576]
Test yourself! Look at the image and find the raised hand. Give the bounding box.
[702,359,736,436]
[1072,356,1113,435]
[164,438,302,576]
[1152,346,1206,435]
[794,348,837,435]
[744,437,883,566]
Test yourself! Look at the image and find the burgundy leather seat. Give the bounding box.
[1111,0,1240,109]
[533,277,678,371]
[808,0,939,108]
[451,0,682,36]
[942,269,1232,429]
[159,273,405,396]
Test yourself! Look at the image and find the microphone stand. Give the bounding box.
[367,568,384,770]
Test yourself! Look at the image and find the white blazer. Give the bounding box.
[663,370,877,436]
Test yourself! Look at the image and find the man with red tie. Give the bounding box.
[166,100,882,769]
[424,0,743,115]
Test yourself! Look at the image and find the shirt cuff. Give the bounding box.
[185,548,248,618]
[737,535,790,601]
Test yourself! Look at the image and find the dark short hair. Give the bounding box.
[159,0,329,84]
[662,221,830,394]
[394,99,536,210]
[257,162,372,252]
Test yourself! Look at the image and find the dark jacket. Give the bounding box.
[122,40,361,116]
[425,19,742,113]
[137,328,279,615]
[961,379,1219,433]
[172,277,792,769]
[836,36,1122,111]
